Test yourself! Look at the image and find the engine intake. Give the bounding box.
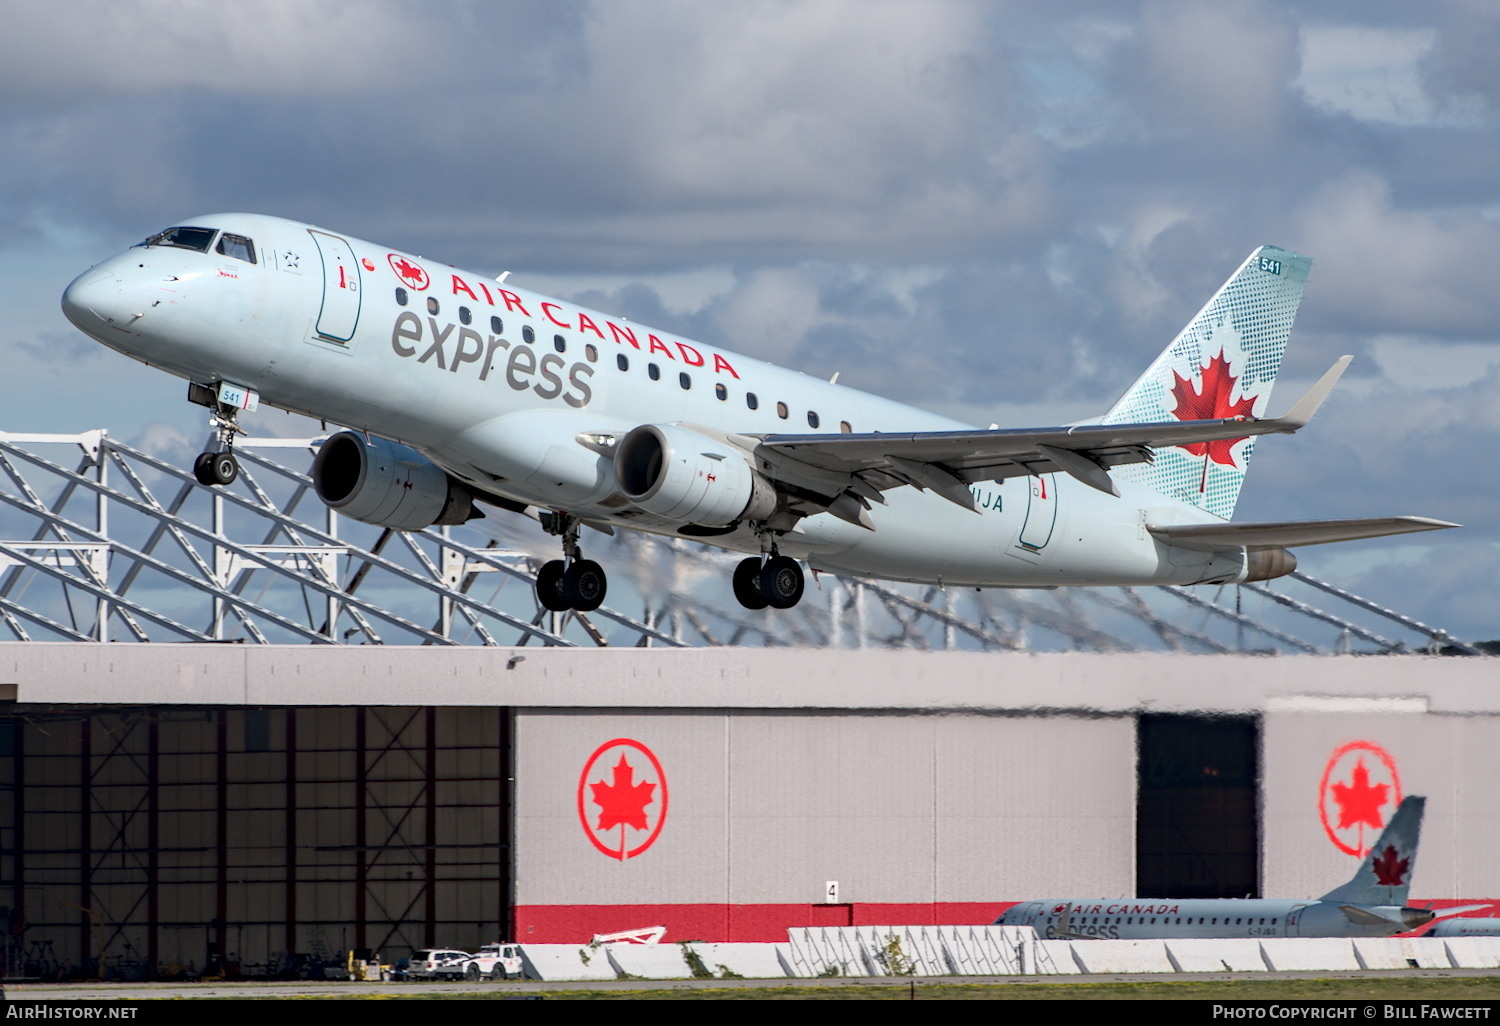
[312,431,478,530]
[615,424,776,526]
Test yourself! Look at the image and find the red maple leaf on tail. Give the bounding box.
[1371,845,1410,887]
[1170,349,1258,468]
[590,755,655,832]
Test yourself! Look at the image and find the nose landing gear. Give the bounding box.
[536,512,608,613]
[188,382,252,487]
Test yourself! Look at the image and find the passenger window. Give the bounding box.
[807,411,820,428]
[679,372,691,389]
[715,383,727,400]
[490,315,504,334]
[426,297,440,315]
[216,233,257,264]
[459,306,472,325]
[840,420,852,433]
[395,287,408,306]
[554,334,566,352]
[522,325,535,344]
[648,363,660,381]
[617,354,629,371]
[585,344,598,362]
[776,401,789,419]
[746,392,759,410]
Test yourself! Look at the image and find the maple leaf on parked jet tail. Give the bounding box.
[1372,844,1410,887]
[1170,349,1258,467]
[590,755,655,833]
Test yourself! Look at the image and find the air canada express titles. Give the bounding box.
[391,311,595,409]
[385,253,742,390]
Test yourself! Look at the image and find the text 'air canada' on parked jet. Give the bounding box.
[60,215,1456,612]
[997,797,1459,940]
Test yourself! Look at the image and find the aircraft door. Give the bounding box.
[1017,472,1058,551]
[309,230,361,343]
[1286,904,1307,937]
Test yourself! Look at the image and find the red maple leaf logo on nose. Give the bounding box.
[1371,845,1409,886]
[1170,349,1258,468]
[590,755,656,833]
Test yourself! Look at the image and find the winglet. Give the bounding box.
[1273,355,1353,429]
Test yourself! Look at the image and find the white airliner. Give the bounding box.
[998,797,1452,939]
[60,214,1455,612]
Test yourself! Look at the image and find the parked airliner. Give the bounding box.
[997,797,1451,939]
[60,214,1454,612]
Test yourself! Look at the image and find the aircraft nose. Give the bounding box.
[61,267,122,336]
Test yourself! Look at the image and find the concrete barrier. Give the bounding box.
[606,943,698,979]
[1165,938,1267,972]
[937,925,1031,975]
[1443,937,1500,969]
[784,927,867,978]
[849,926,948,977]
[1400,938,1455,969]
[683,942,793,979]
[518,943,619,981]
[1035,939,1085,974]
[1258,939,1360,971]
[1351,938,1410,970]
[1066,939,1174,974]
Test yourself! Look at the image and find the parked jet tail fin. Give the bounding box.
[1102,245,1313,520]
[1320,795,1425,906]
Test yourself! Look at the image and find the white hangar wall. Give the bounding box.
[1,644,1496,958]
[1262,703,1500,902]
[512,710,1136,942]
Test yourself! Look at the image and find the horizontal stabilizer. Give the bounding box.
[1338,905,1402,928]
[1149,516,1458,552]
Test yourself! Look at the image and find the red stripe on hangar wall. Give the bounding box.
[513,903,1019,943]
[512,898,1491,943]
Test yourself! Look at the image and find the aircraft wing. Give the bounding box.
[742,357,1352,522]
[1149,517,1459,551]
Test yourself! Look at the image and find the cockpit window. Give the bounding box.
[140,226,217,252]
[216,233,256,264]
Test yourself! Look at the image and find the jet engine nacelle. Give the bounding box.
[312,431,478,531]
[615,424,777,526]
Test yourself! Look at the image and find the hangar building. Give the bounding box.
[2,645,1495,976]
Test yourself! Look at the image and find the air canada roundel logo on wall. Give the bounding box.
[1318,740,1402,857]
[577,738,668,861]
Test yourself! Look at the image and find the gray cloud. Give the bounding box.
[5,0,1497,640]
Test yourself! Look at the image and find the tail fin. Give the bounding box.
[1101,245,1312,520]
[1320,795,1425,906]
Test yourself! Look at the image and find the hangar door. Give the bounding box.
[1137,714,1259,899]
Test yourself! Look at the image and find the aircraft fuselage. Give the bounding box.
[61,213,1258,589]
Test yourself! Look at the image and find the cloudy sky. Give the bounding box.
[2,0,1496,641]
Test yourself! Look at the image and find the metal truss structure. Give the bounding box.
[0,430,1479,655]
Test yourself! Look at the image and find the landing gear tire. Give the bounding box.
[565,559,607,612]
[210,452,238,486]
[192,452,217,486]
[761,556,804,609]
[733,557,769,610]
[536,559,571,611]
[194,451,238,486]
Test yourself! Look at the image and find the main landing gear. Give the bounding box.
[536,512,607,613]
[191,395,243,487]
[732,544,805,611]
